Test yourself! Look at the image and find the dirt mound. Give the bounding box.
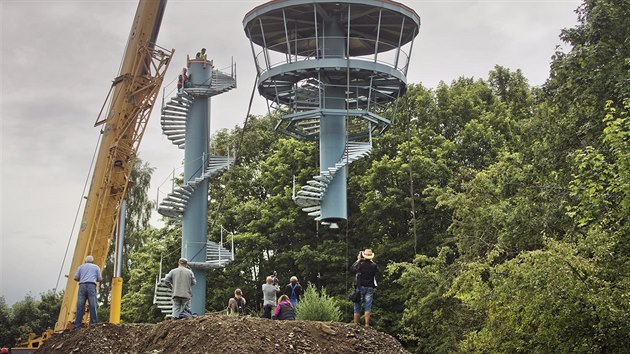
[36,315,409,354]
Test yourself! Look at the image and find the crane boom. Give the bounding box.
[55,0,173,331]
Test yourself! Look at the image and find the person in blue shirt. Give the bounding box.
[74,255,102,329]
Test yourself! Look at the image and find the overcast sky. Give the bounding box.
[1,0,581,306]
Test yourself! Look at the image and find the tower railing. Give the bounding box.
[252,36,413,74]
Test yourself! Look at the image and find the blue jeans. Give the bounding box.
[353,286,375,314]
[172,297,189,319]
[75,283,98,328]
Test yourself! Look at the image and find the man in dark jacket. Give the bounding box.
[284,276,303,307]
[351,248,378,326]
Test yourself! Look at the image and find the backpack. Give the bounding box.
[289,284,299,307]
[235,297,245,315]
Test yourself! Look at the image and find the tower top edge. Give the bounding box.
[243,0,421,29]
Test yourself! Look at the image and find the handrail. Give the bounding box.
[253,36,411,74]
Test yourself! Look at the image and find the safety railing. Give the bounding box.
[252,36,412,75]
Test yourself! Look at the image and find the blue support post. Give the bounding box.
[157,56,237,317]
[182,61,211,315]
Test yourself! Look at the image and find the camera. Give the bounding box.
[272,271,279,286]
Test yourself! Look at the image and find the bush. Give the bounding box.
[295,285,342,322]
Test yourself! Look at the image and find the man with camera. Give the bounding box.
[351,249,378,326]
[261,271,280,319]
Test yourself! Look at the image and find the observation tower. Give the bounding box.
[244,0,420,225]
[156,57,236,315]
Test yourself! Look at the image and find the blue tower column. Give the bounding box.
[319,20,347,222]
[182,61,210,315]
[320,86,347,222]
[157,58,236,317]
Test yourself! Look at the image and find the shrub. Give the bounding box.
[296,285,342,322]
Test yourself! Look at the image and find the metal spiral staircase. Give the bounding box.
[161,69,237,150]
[157,155,234,218]
[244,0,420,224]
[294,140,372,224]
[156,59,237,314]
[153,237,235,317]
[157,66,237,219]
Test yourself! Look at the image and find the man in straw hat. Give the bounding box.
[351,248,378,326]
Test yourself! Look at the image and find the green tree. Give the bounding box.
[35,290,61,332]
[0,296,18,348]
[388,248,479,354]
[121,227,180,323]
[101,158,155,313]
[10,295,40,345]
[453,238,630,353]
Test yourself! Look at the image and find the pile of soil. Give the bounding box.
[36,315,409,353]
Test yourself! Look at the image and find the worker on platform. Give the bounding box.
[195,48,207,61]
[164,258,196,319]
[177,67,190,93]
[73,255,102,329]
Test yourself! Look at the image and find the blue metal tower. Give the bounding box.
[243,0,420,225]
[157,57,236,315]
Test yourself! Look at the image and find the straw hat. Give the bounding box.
[362,249,375,260]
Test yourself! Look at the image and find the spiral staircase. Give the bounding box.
[161,68,237,150]
[153,239,234,317]
[294,140,372,224]
[157,155,234,219]
[154,64,237,317]
[157,66,237,219]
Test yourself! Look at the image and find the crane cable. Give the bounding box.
[54,129,103,293]
[209,72,259,230]
[345,30,352,312]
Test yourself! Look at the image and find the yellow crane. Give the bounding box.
[54,0,173,331]
[13,1,173,350]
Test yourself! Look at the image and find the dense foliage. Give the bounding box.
[295,285,343,322]
[4,0,629,352]
[0,292,61,348]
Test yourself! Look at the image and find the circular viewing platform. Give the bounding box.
[243,0,421,140]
